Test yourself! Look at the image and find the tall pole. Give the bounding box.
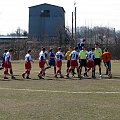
[72,12,74,40]
[75,6,77,45]
[114,28,117,44]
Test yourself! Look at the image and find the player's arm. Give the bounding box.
[30,56,34,63]
[100,49,103,59]
[45,59,48,66]
[109,52,112,60]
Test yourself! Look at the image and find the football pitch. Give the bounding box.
[0,60,120,120]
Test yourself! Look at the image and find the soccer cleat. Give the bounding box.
[72,75,75,78]
[79,76,83,80]
[4,76,8,79]
[108,74,112,79]
[38,75,44,79]
[84,73,88,77]
[11,76,16,80]
[22,74,25,78]
[66,74,69,78]
[54,75,58,78]
[73,71,76,74]
[92,76,96,79]
[60,75,64,78]
[99,75,102,79]
[26,76,30,79]
[42,73,45,76]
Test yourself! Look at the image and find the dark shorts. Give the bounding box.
[79,59,87,67]
[70,60,78,67]
[25,62,31,70]
[4,61,12,69]
[67,60,70,68]
[39,60,45,68]
[94,58,101,66]
[104,61,111,70]
[56,61,62,67]
[87,60,94,68]
[49,60,56,66]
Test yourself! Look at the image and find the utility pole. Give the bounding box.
[107,27,109,47]
[114,28,117,44]
[72,12,74,40]
[74,6,77,45]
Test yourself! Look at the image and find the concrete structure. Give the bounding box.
[29,3,65,39]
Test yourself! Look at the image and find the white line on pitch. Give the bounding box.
[0,87,120,94]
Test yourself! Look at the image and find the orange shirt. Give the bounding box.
[102,52,112,62]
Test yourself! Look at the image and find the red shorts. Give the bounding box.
[56,61,62,67]
[4,61,12,69]
[25,62,31,69]
[39,60,45,68]
[87,60,94,68]
[70,60,78,67]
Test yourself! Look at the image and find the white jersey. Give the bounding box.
[87,51,95,61]
[55,51,64,61]
[39,51,46,61]
[70,50,79,60]
[25,53,32,62]
[5,52,11,62]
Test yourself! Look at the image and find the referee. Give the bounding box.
[94,43,102,78]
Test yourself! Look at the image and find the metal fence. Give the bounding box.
[0,38,120,60]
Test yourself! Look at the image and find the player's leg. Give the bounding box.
[54,61,60,78]
[79,60,83,78]
[38,61,44,79]
[4,61,8,79]
[7,62,15,79]
[26,69,31,79]
[98,59,102,78]
[22,62,27,78]
[66,60,69,73]
[107,61,112,78]
[104,62,108,75]
[4,68,8,79]
[83,60,88,77]
[53,60,56,75]
[58,61,64,78]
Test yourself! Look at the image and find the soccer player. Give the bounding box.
[94,43,102,78]
[22,49,33,79]
[4,48,15,79]
[102,48,112,78]
[79,46,88,78]
[38,47,48,79]
[55,47,64,78]
[85,48,96,78]
[1,49,8,68]
[77,39,86,52]
[66,47,79,78]
[65,46,72,74]
[48,48,56,75]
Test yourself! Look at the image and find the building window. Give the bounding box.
[40,10,50,17]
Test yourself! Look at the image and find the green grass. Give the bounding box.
[0,60,120,120]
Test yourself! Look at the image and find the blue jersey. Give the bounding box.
[87,51,95,61]
[77,42,84,51]
[55,51,64,61]
[1,52,6,67]
[48,52,55,66]
[49,52,55,61]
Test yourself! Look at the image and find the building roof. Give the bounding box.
[29,3,65,12]
[0,36,28,39]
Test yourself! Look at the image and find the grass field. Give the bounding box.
[0,60,120,120]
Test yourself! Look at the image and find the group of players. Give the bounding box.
[1,40,112,80]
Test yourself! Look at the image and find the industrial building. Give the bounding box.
[29,3,65,39]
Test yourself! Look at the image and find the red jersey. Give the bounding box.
[102,52,112,62]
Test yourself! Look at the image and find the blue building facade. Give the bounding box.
[29,3,65,38]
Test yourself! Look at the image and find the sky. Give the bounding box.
[0,0,120,35]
